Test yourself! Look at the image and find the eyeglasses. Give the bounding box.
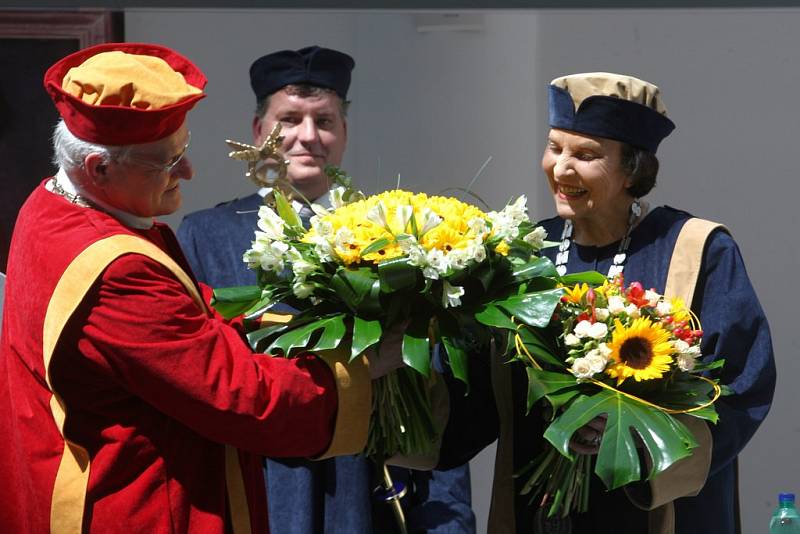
[124,132,192,174]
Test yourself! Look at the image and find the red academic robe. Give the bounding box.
[0,180,369,533]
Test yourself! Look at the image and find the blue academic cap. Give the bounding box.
[548,72,676,153]
[249,45,355,101]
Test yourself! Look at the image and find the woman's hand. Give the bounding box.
[569,414,607,455]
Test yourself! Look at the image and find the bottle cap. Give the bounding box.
[779,493,796,503]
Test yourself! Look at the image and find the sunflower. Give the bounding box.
[605,317,674,385]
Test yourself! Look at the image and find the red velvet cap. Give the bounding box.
[44,42,207,146]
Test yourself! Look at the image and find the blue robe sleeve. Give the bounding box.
[695,229,776,475]
[176,216,209,284]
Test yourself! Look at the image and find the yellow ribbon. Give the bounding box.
[512,321,722,415]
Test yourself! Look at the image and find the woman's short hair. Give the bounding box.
[52,119,131,172]
[621,143,659,198]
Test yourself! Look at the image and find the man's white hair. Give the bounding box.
[52,119,132,172]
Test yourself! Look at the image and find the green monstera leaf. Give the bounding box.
[544,389,699,490]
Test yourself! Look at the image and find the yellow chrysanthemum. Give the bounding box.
[303,190,488,266]
[562,283,590,304]
[670,297,691,324]
[605,317,674,385]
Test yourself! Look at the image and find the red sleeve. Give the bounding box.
[73,255,337,457]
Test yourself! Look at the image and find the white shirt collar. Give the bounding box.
[257,186,330,212]
[53,169,155,230]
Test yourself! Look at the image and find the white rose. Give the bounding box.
[597,343,613,358]
[585,353,608,374]
[587,322,609,340]
[645,289,661,307]
[607,296,626,314]
[673,339,690,353]
[574,320,593,338]
[625,304,641,318]
[676,353,696,372]
[594,308,610,321]
[571,357,595,379]
[564,333,581,346]
[656,301,673,316]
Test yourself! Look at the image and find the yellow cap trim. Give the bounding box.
[62,50,202,109]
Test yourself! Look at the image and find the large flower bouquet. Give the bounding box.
[211,171,566,460]
[515,276,723,518]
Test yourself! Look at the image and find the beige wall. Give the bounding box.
[127,9,800,533]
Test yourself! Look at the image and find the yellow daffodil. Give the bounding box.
[605,317,674,385]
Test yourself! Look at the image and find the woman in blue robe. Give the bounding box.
[484,73,776,534]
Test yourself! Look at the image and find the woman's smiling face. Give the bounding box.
[541,128,633,228]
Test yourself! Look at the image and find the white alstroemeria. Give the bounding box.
[625,303,641,318]
[645,289,661,307]
[442,280,465,308]
[394,205,413,234]
[254,241,289,273]
[656,300,673,316]
[524,226,547,249]
[308,235,334,262]
[328,186,348,209]
[607,295,626,314]
[596,342,613,358]
[574,320,593,338]
[310,203,330,218]
[571,357,596,379]
[366,201,390,230]
[256,205,286,240]
[595,308,610,321]
[585,351,608,374]
[587,322,608,340]
[467,217,489,238]
[505,195,528,222]
[423,248,450,280]
[676,353,696,372]
[564,333,581,346]
[314,219,334,237]
[418,208,443,236]
[287,249,316,277]
[292,280,315,299]
[333,227,355,251]
[399,235,427,265]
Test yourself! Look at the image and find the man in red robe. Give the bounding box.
[0,42,382,534]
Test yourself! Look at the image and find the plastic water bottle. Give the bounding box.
[770,493,800,533]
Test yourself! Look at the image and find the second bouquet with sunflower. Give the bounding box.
[515,276,723,519]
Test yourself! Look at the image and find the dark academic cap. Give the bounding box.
[548,72,675,153]
[249,46,355,101]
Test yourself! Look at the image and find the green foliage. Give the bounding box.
[544,389,699,490]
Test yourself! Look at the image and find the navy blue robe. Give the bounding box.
[507,206,776,533]
[177,193,476,534]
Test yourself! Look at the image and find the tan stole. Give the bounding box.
[42,234,252,534]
